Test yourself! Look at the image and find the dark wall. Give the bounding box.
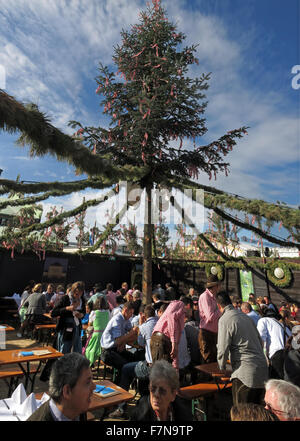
[0,253,44,295]
[0,250,133,296]
[0,249,299,307]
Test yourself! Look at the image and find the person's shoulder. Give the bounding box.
[27,400,53,421]
[130,395,152,421]
[173,395,194,421]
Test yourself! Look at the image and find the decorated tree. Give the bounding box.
[208,211,241,257]
[0,0,299,302]
[68,0,249,300]
[121,222,142,256]
[0,203,72,259]
[153,220,170,258]
[74,206,90,250]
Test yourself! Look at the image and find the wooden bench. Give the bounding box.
[34,324,56,345]
[0,368,38,396]
[179,382,232,420]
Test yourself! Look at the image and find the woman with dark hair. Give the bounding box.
[51,281,86,354]
[131,360,193,421]
[84,296,110,366]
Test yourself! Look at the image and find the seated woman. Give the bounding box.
[84,296,110,366]
[19,283,54,337]
[130,359,193,421]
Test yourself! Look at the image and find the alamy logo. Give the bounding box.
[96,181,205,230]
[0,65,6,89]
[291,65,300,90]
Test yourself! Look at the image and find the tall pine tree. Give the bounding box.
[70,0,248,301]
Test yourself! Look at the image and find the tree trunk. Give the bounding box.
[142,183,153,304]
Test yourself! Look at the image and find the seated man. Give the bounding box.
[100,301,139,382]
[27,352,95,421]
[108,304,158,419]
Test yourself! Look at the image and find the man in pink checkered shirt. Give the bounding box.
[198,275,222,363]
[150,300,186,370]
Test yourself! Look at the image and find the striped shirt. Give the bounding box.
[152,300,185,369]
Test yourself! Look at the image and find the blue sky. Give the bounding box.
[0,0,299,244]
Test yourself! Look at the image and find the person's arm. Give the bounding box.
[169,310,185,361]
[256,319,267,343]
[41,295,47,312]
[115,327,138,349]
[51,296,74,318]
[217,318,231,371]
[200,294,221,323]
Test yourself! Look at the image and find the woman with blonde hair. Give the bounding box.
[18,283,50,337]
[230,403,279,421]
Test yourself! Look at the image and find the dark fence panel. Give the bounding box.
[0,249,299,307]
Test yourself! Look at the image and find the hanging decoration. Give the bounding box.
[205,263,224,281]
[266,261,293,288]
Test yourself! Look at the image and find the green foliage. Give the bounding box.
[266,260,293,288]
[120,222,142,256]
[70,0,247,185]
[205,262,224,281]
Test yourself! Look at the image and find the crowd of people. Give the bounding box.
[14,276,300,422]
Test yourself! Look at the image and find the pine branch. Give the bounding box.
[170,179,299,249]
[0,89,147,180]
[5,186,119,238]
[0,181,113,210]
[0,177,113,196]
[171,177,300,231]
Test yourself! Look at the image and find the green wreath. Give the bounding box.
[205,263,224,281]
[266,261,293,288]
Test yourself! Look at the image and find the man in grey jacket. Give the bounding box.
[216,291,268,406]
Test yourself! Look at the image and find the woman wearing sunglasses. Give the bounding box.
[131,359,193,421]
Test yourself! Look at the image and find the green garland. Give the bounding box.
[0,90,147,181]
[205,262,224,281]
[171,177,300,231]
[266,261,293,288]
[0,177,113,197]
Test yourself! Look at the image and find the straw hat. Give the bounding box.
[206,274,220,288]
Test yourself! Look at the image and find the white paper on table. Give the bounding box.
[17,393,38,421]
[0,383,50,421]
[0,406,19,421]
[39,393,50,405]
[32,350,52,356]
[8,383,27,408]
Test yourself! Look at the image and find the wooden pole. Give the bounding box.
[142,183,153,304]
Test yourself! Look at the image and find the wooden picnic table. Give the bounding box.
[195,362,232,390]
[0,324,15,332]
[0,346,63,393]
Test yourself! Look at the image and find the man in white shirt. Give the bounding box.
[257,309,291,379]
